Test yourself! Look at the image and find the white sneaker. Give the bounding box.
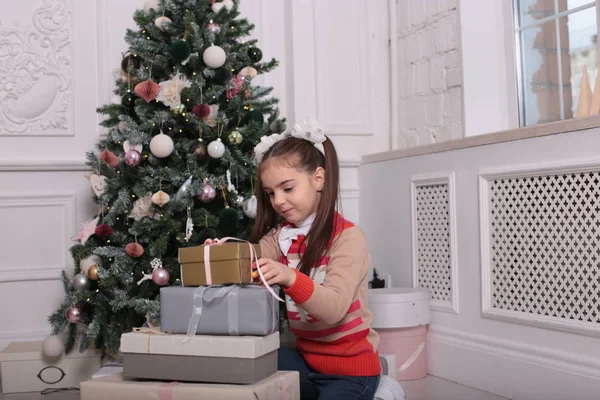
[373,375,406,400]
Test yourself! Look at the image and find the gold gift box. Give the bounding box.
[178,243,261,286]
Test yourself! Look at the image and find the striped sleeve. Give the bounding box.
[284,227,370,325]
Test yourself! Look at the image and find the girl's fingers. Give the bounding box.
[262,269,277,281]
[267,276,284,286]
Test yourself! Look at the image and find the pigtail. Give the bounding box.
[250,177,280,243]
[297,137,340,275]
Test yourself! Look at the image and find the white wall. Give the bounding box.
[359,128,600,400]
[395,0,464,148]
[0,0,391,350]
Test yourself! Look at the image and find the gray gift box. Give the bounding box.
[160,285,279,336]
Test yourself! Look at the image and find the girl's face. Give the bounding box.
[260,157,325,225]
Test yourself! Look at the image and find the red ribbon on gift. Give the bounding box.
[203,237,284,302]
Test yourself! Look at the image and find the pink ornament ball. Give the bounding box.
[197,183,216,202]
[125,150,142,166]
[152,267,170,286]
[65,305,83,324]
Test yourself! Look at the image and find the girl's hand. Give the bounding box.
[253,258,296,288]
[204,238,219,244]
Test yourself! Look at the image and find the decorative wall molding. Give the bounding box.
[340,188,360,200]
[479,157,600,337]
[340,159,362,168]
[313,0,373,136]
[411,172,459,314]
[0,160,89,171]
[0,193,76,283]
[0,0,74,137]
[290,0,382,138]
[428,325,600,380]
[96,0,111,137]
[0,269,65,283]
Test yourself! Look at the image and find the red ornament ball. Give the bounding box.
[95,224,113,238]
[192,104,211,118]
[125,242,144,258]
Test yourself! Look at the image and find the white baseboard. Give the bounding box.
[0,330,49,352]
[428,326,600,400]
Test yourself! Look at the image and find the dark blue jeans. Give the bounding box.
[278,346,380,400]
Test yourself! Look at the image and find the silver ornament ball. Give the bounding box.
[154,16,172,31]
[232,195,245,208]
[72,273,91,291]
[243,195,258,219]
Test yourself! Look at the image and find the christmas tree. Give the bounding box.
[48,0,287,356]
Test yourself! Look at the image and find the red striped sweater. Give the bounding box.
[259,213,381,376]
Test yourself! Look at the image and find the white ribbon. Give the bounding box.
[278,214,314,257]
[254,117,326,163]
[184,284,279,342]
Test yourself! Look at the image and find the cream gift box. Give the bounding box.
[0,341,101,394]
[120,330,279,384]
[81,371,299,400]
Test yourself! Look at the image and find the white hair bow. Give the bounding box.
[253,117,326,163]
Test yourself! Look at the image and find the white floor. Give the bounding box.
[0,375,508,400]
[402,376,508,400]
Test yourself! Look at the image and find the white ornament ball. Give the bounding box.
[212,0,233,13]
[203,45,227,69]
[207,138,226,158]
[80,255,102,275]
[42,335,65,358]
[154,16,172,31]
[243,195,258,219]
[150,132,174,158]
[143,0,160,13]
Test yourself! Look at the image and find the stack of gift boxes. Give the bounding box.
[80,242,300,399]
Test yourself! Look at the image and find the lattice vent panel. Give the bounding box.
[488,172,600,323]
[415,184,452,302]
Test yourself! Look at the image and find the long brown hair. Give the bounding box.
[250,136,340,276]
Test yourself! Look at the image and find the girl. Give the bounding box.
[208,119,381,399]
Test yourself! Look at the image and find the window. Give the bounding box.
[514,1,598,126]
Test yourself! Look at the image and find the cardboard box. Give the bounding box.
[160,285,279,336]
[0,341,101,394]
[81,371,300,400]
[120,331,279,384]
[179,243,261,286]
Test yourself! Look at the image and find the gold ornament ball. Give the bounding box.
[172,104,186,115]
[228,130,243,145]
[191,139,207,159]
[87,265,99,281]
